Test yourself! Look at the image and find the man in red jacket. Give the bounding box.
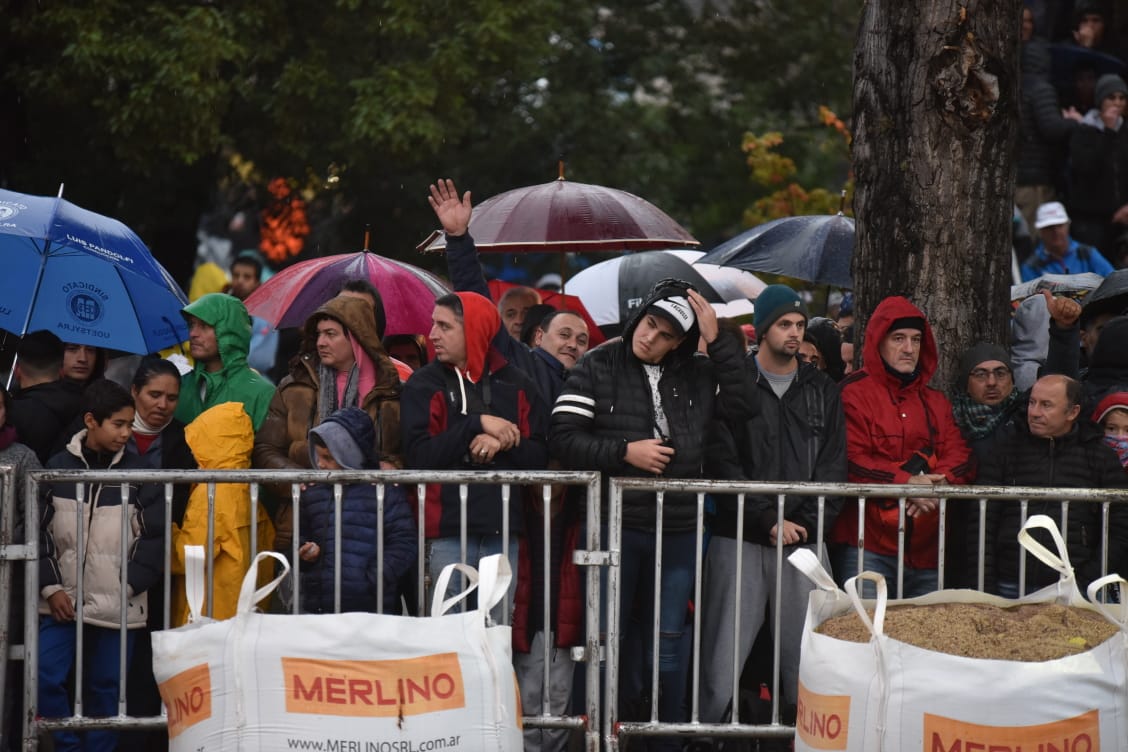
[829,296,975,597]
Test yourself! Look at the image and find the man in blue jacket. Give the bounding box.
[1021,201,1115,281]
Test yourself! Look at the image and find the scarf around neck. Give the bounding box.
[132,412,172,436]
[952,388,1021,440]
[317,331,377,421]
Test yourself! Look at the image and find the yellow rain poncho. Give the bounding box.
[170,401,274,624]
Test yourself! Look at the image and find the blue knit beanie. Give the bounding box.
[754,284,808,336]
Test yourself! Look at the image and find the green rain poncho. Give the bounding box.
[174,293,275,430]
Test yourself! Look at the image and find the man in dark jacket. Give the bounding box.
[828,296,976,597]
[1016,38,1079,237]
[699,284,846,726]
[551,279,745,742]
[1066,73,1128,256]
[401,291,549,619]
[949,343,1027,588]
[427,178,590,406]
[9,331,84,464]
[979,375,1128,596]
[429,180,589,751]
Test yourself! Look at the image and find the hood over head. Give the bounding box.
[1089,315,1128,371]
[862,296,939,388]
[806,317,846,381]
[1093,391,1128,424]
[308,406,376,470]
[184,401,253,469]
[303,295,400,396]
[621,278,702,362]
[454,291,502,382]
[181,293,253,372]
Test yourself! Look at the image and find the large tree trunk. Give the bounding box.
[852,0,1021,392]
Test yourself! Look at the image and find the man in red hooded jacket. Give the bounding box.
[401,291,549,618]
[829,296,975,597]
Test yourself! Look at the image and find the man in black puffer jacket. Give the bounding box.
[550,279,745,743]
[979,375,1128,597]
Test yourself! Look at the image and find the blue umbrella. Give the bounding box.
[0,188,189,354]
[698,213,854,288]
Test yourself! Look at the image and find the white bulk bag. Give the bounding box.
[790,515,1128,752]
[153,547,522,752]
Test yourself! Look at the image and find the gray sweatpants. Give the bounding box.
[513,630,574,752]
[698,537,825,723]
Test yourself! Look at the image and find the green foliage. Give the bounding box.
[0,0,860,284]
[741,107,854,227]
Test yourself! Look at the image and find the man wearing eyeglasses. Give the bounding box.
[948,344,1028,588]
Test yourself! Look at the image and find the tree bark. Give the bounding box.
[852,0,1021,392]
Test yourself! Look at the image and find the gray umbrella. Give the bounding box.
[698,213,854,288]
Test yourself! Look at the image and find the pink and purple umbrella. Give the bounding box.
[244,251,450,335]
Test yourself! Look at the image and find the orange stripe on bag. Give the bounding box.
[796,680,850,750]
[924,709,1100,751]
[158,663,213,739]
[283,654,466,717]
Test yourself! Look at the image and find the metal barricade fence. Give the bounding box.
[18,468,602,752]
[604,477,1128,752]
[0,465,17,752]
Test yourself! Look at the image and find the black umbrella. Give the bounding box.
[698,213,854,288]
[1082,268,1128,319]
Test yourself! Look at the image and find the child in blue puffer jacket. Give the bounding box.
[297,407,416,614]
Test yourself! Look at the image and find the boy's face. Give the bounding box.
[84,406,135,454]
[1104,409,1128,440]
[313,443,342,471]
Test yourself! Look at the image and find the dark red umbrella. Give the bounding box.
[416,168,698,254]
[244,251,450,335]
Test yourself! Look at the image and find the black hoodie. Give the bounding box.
[1083,315,1128,414]
[550,280,747,531]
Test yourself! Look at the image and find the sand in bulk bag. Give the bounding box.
[152,547,522,752]
[788,547,884,752]
[789,515,1128,752]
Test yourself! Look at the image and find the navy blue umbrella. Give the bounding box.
[0,188,189,353]
[698,213,854,289]
[1048,42,1126,101]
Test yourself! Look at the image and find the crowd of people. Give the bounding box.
[1018,1,1128,270]
[3,159,1128,752]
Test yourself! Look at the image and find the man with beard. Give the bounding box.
[700,284,846,729]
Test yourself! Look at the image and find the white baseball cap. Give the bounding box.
[1035,201,1070,229]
